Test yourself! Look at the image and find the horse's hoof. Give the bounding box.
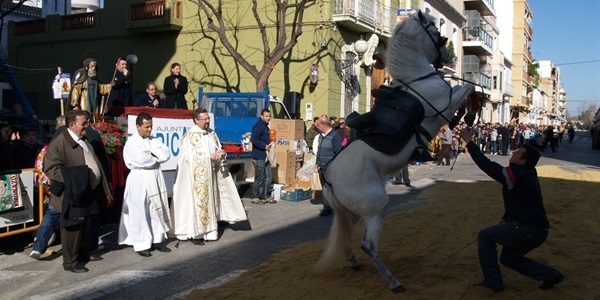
[391,285,407,293]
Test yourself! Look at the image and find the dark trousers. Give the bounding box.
[478,222,561,289]
[252,159,272,200]
[318,168,331,210]
[61,216,92,269]
[437,144,451,165]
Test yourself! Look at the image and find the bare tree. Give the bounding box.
[191,0,313,92]
[577,103,599,129]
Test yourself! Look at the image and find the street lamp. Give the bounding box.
[126,51,138,104]
[334,35,369,72]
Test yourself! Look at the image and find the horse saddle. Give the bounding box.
[346,85,425,155]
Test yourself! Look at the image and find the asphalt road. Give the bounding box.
[0,131,598,300]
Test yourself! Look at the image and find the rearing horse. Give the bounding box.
[314,10,477,293]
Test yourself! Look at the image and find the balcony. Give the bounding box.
[463,0,496,17]
[61,12,95,31]
[464,72,492,94]
[15,19,45,35]
[503,82,513,97]
[127,0,183,32]
[332,0,395,37]
[462,27,493,56]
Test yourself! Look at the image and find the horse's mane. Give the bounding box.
[387,10,438,82]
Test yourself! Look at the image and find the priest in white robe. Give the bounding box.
[170,108,247,244]
[118,112,172,257]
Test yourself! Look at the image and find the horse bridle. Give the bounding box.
[420,21,448,69]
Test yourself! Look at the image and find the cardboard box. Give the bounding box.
[272,150,296,184]
[280,188,313,202]
[270,119,305,140]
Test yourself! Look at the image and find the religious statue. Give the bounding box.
[68,58,112,115]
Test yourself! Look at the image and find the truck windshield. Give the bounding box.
[269,101,290,119]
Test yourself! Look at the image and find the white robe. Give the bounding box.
[169,126,247,241]
[118,133,171,251]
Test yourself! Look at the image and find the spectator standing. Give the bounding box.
[250,109,274,204]
[390,165,411,187]
[107,57,132,112]
[316,115,342,216]
[43,110,112,273]
[497,123,510,155]
[12,127,43,169]
[436,124,452,165]
[118,113,172,257]
[567,125,575,143]
[170,108,247,243]
[304,117,319,153]
[162,62,189,109]
[459,127,564,293]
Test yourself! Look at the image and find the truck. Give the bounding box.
[197,87,293,188]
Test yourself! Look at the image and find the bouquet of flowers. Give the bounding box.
[91,121,126,155]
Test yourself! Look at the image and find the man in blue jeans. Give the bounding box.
[458,127,564,293]
[250,109,274,204]
[30,203,60,259]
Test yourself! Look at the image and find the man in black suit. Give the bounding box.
[106,57,132,113]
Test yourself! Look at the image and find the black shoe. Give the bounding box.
[319,208,332,217]
[539,273,564,290]
[474,281,503,293]
[65,263,89,273]
[153,244,172,252]
[405,183,412,187]
[189,238,205,245]
[137,250,152,257]
[88,255,103,261]
[391,180,403,185]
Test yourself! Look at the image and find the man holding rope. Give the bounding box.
[458,127,564,293]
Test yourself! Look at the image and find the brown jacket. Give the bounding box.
[43,129,112,212]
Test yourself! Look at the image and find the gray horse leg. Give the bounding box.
[360,215,406,293]
[345,247,361,270]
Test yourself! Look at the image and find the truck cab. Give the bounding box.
[198,87,292,187]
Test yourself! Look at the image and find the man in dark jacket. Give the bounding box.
[106,57,132,113]
[497,123,510,156]
[43,110,112,273]
[250,109,273,204]
[459,127,563,293]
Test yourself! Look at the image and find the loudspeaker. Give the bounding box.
[285,91,302,118]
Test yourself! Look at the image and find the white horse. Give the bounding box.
[314,10,477,292]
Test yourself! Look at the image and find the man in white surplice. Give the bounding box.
[118,112,172,257]
[170,108,247,245]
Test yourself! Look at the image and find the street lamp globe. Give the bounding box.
[354,35,368,59]
[126,52,138,65]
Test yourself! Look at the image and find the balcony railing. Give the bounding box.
[15,19,45,35]
[464,72,492,91]
[128,0,183,32]
[61,12,95,30]
[463,27,493,48]
[333,0,395,36]
[503,82,513,97]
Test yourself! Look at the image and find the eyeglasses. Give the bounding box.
[198,118,210,121]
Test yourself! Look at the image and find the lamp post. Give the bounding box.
[126,51,138,105]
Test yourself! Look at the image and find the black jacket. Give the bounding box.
[465,141,550,228]
[59,165,100,227]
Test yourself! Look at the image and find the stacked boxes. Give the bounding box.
[271,119,305,185]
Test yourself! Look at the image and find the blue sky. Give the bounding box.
[529,0,600,116]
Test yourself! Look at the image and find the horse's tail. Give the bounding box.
[313,183,358,273]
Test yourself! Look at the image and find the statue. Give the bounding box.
[68,58,112,115]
